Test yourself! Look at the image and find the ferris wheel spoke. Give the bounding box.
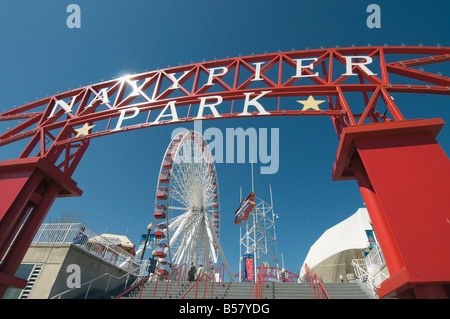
[168,206,189,211]
[204,216,218,264]
[169,212,192,245]
[172,214,203,265]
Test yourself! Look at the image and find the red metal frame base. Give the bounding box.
[0,157,82,297]
[333,118,450,299]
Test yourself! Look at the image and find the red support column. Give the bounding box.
[0,158,82,298]
[0,181,61,297]
[333,118,450,299]
[351,157,405,276]
[0,169,44,256]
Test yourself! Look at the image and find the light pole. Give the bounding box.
[140,223,153,262]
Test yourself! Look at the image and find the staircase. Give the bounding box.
[271,282,315,299]
[223,282,257,299]
[19,264,44,299]
[116,280,373,299]
[321,283,373,299]
[118,280,190,299]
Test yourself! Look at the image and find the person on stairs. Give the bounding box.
[197,264,205,281]
[187,262,196,282]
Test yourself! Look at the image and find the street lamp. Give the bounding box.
[140,223,153,262]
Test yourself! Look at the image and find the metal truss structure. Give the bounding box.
[238,185,279,283]
[1,46,448,175]
[0,46,449,298]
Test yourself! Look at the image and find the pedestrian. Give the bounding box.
[281,268,286,282]
[73,226,88,247]
[187,262,196,281]
[197,264,204,281]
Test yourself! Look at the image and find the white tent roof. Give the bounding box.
[300,207,372,277]
[88,233,134,248]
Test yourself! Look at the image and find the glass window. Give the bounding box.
[2,264,35,299]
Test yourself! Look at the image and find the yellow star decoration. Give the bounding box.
[297,95,325,111]
[74,123,95,137]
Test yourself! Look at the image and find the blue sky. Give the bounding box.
[1,1,449,280]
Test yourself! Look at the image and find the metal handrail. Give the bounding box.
[352,258,388,297]
[252,265,266,299]
[351,244,389,297]
[180,264,225,299]
[51,271,135,299]
[33,223,141,273]
[115,272,156,299]
[162,263,187,298]
[180,273,208,299]
[352,259,377,295]
[305,263,330,299]
[114,263,187,299]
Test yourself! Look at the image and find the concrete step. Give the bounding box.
[118,281,373,299]
[321,283,372,299]
[121,280,191,299]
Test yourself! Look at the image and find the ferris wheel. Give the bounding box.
[153,130,231,279]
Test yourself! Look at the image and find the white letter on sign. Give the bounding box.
[343,56,377,76]
[153,101,180,124]
[293,58,319,78]
[206,67,228,86]
[195,96,223,119]
[113,107,140,131]
[167,70,191,89]
[238,91,272,116]
[86,88,109,108]
[49,97,78,118]
[251,62,266,81]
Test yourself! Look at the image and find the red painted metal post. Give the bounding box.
[0,158,82,298]
[0,169,43,259]
[0,181,61,296]
[351,156,405,275]
[138,281,145,299]
[334,119,450,299]
[152,274,159,298]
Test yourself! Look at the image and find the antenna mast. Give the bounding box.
[237,163,280,282]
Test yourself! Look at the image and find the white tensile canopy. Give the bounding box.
[300,207,372,278]
[88,233,134,251]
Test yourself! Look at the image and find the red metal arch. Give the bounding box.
[0,46,449,298]
[1,46,449,176]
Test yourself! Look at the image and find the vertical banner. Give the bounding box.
[243,254,254,282]
[138,234,155,253]
[365,230,376,248]
[138,234,147,252]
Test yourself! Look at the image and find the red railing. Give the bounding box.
[160,263,188,298]
[180,264,225,299]
[114,263,187,299]
[252,265,266,299]
[235,266,300,283]
[304,263,330,299]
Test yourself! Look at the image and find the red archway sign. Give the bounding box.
[0,46,449,298]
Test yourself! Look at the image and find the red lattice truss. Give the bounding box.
[1,46,449,177]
